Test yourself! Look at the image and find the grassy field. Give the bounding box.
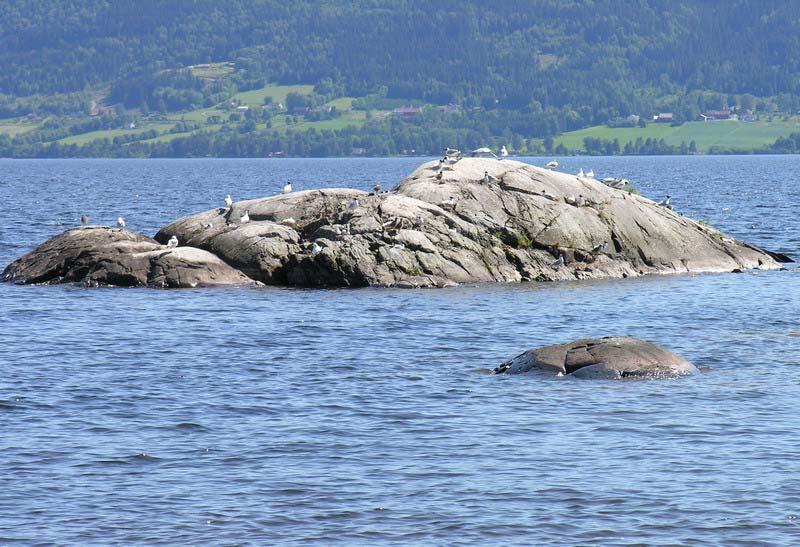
[234,84,315,106]
[555,119,800,152]
[57,123,175,145]
[0,120,40,136]
[189,62,235,79]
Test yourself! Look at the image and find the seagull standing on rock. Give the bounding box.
[241,210,250,224]
[283,181,293,194]
[591,241,608,253]
[545,160,558,170]
[373,183,381,194]
[658,195,672,209]
[586,169,594,178]
[311,242,322,256]
[225,194,233,208]
[577,168,585,177]
[116,217,125,230]
[167,235,179,248]
[551,253,565,268]
[80,214,89,225]
[348,198,360,210]
[471,147,497,159]
[500,145,508,159]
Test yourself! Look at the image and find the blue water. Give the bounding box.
[1,156,799,545]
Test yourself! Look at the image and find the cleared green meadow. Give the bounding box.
[0,120,40,136]
[555,119,800,152]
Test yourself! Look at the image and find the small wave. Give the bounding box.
[175,422,208,431]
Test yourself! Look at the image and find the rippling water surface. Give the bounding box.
[1,156,799,545]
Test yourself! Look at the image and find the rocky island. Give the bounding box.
[3,158,787,288]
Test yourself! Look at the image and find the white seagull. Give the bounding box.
[545,160,558,170]
[657,195,672,209]
[311,242,322,256]
[590,241,608,253]
[282,181,293,194]
[439,196,458,210]
[240,210,250,224]
[225,194,233,208]
[348,198,360,210]
[116,216,126,229]
[551,254,565,268]
[500,145,508,158]
[577,168,585,177]
[471,147,497,158]
[483,171,497,184]
[586,169,594,178]
[167,235,179,248]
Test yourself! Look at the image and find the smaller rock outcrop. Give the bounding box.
[2,227,255,288]
[494,336,698,379]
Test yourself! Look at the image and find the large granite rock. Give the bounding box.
[155,158,782,287]
[494,336,699,379]
[2,226,255,288]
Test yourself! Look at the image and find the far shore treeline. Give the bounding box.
[2,0,800,158]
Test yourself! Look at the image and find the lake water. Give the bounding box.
[1,156,799,545]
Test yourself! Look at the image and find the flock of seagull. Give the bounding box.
[76,149,672,266]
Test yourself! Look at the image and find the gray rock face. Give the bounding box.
[2,227,255,288]
[155,158,781,287]
[494,336,699,379]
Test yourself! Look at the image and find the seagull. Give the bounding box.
[577,168,585,177]
[500,145,508,158]
[586,169,594,178]
[575,195,585,207]
[282,181,293,194]
[202,222,213,229]
[311,242,322,256]
[483,171,495,184]
[551,253,565,268]
[610,179,626,189]
[657,195,672,209]
[435,171,443,182]
[437,158,446,171]
[444,147,461,157]
[545,160,558,170]
[439,197,458,210]
[167,235,179,248]
[279,217,296,226]
[591,241,608,253]
[80,214,89,225]
[348,198,360,210]
[241,210,250,224]
[373,183,381,194]
[224,194,233,208]
[471,147,497,158]
[116,216,125,230]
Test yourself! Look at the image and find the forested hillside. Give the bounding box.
[2,0,800,157]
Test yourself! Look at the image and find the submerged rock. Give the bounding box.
[494,336,699,379]
[2,227,255,288]
[156,158,782,288]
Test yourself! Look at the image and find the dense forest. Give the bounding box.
[2,0,800,157]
